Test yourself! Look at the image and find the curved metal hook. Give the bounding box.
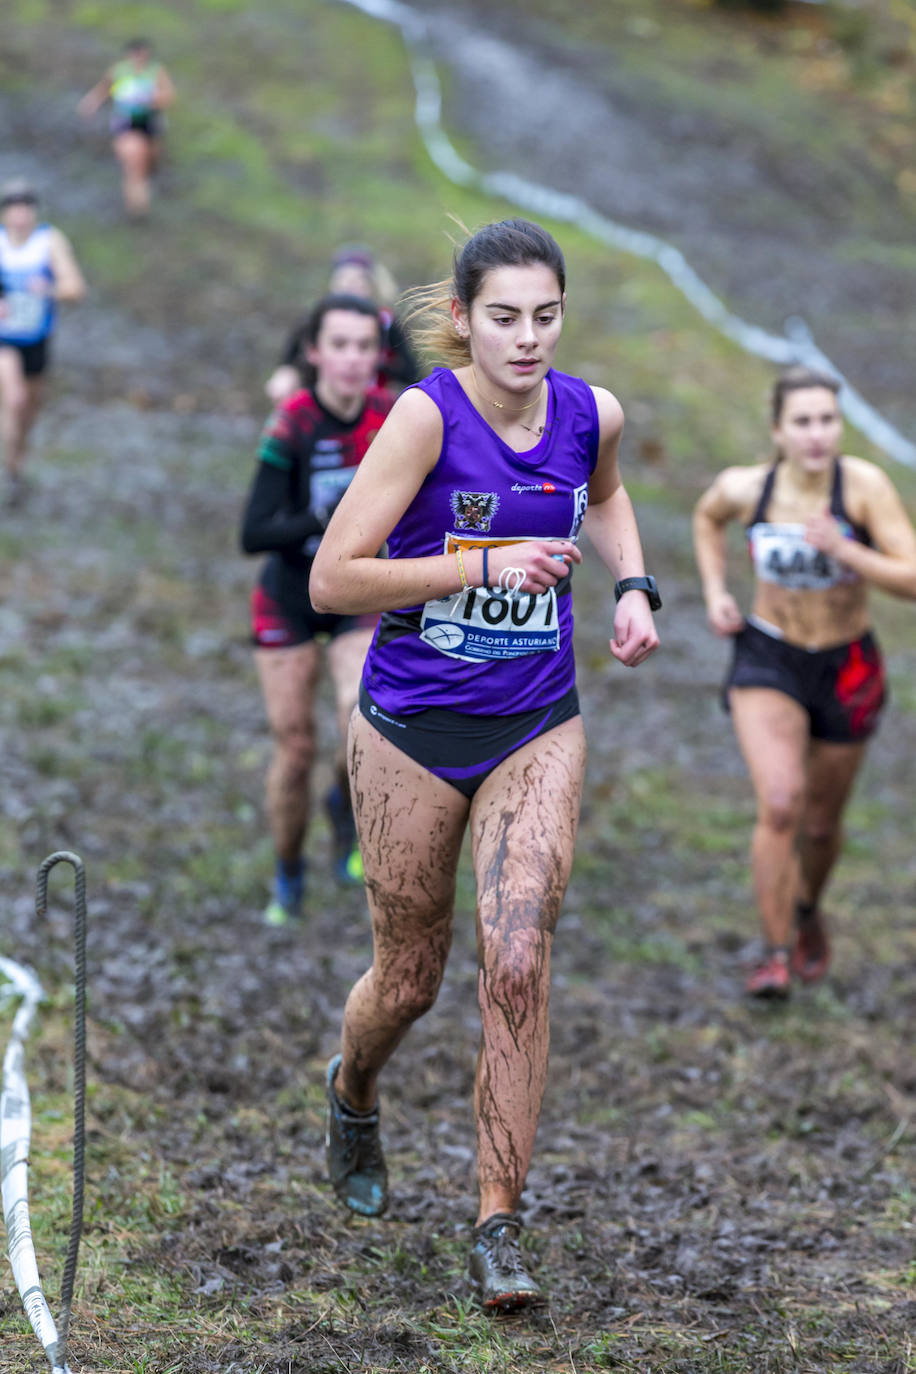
[35,852,85,921]
[34,850,87,1368]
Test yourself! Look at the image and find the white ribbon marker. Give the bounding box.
[333,0,916,468]
[1,956,72,1374]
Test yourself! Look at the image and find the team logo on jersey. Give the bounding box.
[450,490,499,531]
[510,481,557,494]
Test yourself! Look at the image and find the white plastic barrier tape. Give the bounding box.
[1,956,72,1374]
[334,0,916,469]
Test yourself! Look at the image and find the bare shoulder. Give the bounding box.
[382,384,442,442]
[698,461,768,516]
[842,453,899,497]
[588,385,625,436]
[47,225,77,253]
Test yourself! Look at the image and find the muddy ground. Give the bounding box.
[2,3,916,1371]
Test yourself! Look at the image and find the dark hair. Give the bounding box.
[453,218,565,311]
[125,38,152,54]
[771,366,841,424]
[0,178,38,209]
[404,218,566,366]
[298,292,382,388]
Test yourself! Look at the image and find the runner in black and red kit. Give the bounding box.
[694,367,916,998]
[241,292,395,923]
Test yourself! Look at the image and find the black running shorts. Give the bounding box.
[359,681,581,797]
[724,621,886,742]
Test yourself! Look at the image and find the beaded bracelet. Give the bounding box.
[456,547,469,591]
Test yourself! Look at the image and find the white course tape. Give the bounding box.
[1,956,72,1374]
[334,0,916,468]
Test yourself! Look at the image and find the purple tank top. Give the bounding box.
[362,366,600,715]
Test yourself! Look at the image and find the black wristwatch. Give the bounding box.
[614,575,662,612]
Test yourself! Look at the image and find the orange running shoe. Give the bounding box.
[792,911,830,984]
[745,950,791,999]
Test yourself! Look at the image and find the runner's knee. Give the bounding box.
[374,956,444,1025]
[758,783,804,834]
[800,813,840,848]
[271,724,314,773]
[478,929,550,1020]
[2,382,29,417]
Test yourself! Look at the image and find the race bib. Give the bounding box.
[310,467,355,523]
[2,290,44,336]
[750,522,855,590]
[418,533,564,661]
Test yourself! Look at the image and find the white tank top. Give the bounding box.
[0,225,55,344]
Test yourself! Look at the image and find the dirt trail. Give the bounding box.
[415,0,916,431]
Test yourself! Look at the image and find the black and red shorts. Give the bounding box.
[724,620,886,742]
[250,585,377,650]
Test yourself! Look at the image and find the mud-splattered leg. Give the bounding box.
[254,643,321,865]
[469,716,586,1225]
[335,711,470,1112]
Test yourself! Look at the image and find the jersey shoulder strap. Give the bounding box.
[746,462,779,528]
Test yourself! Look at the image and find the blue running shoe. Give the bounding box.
[264,857,305,926]
[324,786,363,886]
[325,1054,388,1216]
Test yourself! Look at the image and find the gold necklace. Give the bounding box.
[471,368,544,414]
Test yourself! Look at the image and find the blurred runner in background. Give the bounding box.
[694,366,916,999]
[78,39,176,218]
[0,180,86,506]
[241,293,394,924]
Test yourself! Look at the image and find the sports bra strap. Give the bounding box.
[746,463,779,528]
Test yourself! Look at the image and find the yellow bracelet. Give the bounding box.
[456,547,469,590]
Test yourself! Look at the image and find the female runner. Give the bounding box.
[241,294,394,922]
[78,39,176,217]
[0,180,86,504]
[694,367,916,998]
[309,218,660,1309]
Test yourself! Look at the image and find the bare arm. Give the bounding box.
[264,365,302,404]
[154,66,176,110]
[582,387,659,667]
[77,73,113,118]
[692,469,747,636]
[806,462,916,599]
[47,230,87,303]
[309,388,581,615]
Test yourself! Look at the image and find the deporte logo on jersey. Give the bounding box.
[511,481,557,494]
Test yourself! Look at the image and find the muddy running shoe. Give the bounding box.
[324,784,363,886]
[792,909,830,983]
[745,949,791,999]
[468,1212,543,1312]
[325,1054,388,1216]
[263,858,305,926]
